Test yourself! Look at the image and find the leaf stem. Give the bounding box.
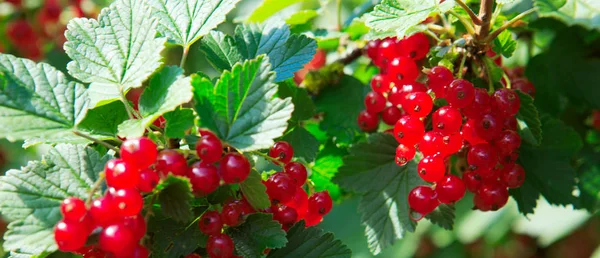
[455,0,482,25]
[483,57,495,93]
[502,72,512,89]
[475,0,493,40]
[251,151,283,166]
[119,87,136,120]
[180,45,190,69]
[86,173,105,206]
[484,8,536,43]
[336,0,343,31]
[457,52,468,79]
[448,10,476,35]
[73,130,120,152]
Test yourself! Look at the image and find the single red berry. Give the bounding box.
[388,82,428,106]
[105,159,140,189]
[418,154,446,182]
[376,38,401,67]
[220,153,251,184]
[399,32,430,60]
[137,168,160,193]
[427,66,454,98]
[463,170,483,193]
[395,144,416,166]
[357,110,379,132]
[196,131,223,163]
[122,215,147,241]
[474,113,504,141]
[120,137,158,170]
[155,149,188,177]
[446,79,475,108]
[371,74,391,93]
[199,211,223,235]
[500,151,520,166]
[6,19,36,45]
[387,57,419,83]
[305,212,323,227]
[408,186,439,215]
[503,116,518,131]
[432,106,462,134]
[308,191,333,216]
[131,245,150,258]
[111,188,143,217]
[99,223,136,256]
[512,78,536,98]
[436,175,466,204]
[381,106,404,125]
[473,193,492,211]
[393,115,425,145]
[366,39,382,61]
[461,119,486,145]
[284,162,308,186]
[269,141,294,164]
[477,182,509,211]
[236,198,256,216]
[54,220,90,251]
[283,187,308,220]
[493,130,521,155]
[60,197,87,222]
[273,205,299,230]
[207,234,234,258]
[467,143,498,172]
[90,196,119,227]
[187,161,220,195]
[404,92,433,118]
[492,88,521,117]
[502,164,526,188]
[221,201,244,226]
[463,88,492,119]
[418,131,443,156]
[365,91,387,113]
[265,172,297,204]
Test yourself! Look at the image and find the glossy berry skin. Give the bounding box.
[273,205,299,229]
[137,168,160,193]
[365,91,387,113]
[376,38,400,66]
[494,130,521,155]
[408,186,439,215]
[284,162,308,186]
[432,106,462,134]
[357,110,379,132]
[308,191,333,216]
[467,143,498,171]
[122,215,147,240]
[99,224,136,256]
[440,133,463,156]
[269,141,294,164]
[404,92,433,118]
[463,171,483,193]
[187,162,220,195]
[502,164,526,188]
[477,183,509,211]
[435,175,466,204]
[199,211,223,235]
[381,106,404,125]
[473,193,492,211]
[394,116,425,145]
[371,74,391,93]
[387,57,419,83]
[221,201,244,226]
[265,172,297,204]
[105,159,139,189]
[111,188,144,217]
[60,197,87,222]
[305,213,323,227]
[120,137,158,170]
[90,196,119,227]
[366,39,382,61]
[395,144,416,166]
[503,116,518,131]
[417,154,446,182]
[220,153,251,184]
[418,131,443,156]
[399,32,429,60]
[463,88,492,119]
[500,151,519,166]
[492,88,521,117]
[196,131,223,163]
[207,234,234,258]
[283,187,308,219]
[446,79,475,108]
[474,113,503,141]
[427,66,453,98]
[54,220,90,251]
[155,150,188,177]
[461,119,486,145]
[512,78,536,98]
[388,82,428,106]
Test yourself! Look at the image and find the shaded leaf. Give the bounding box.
[240,170,271,210]
[156,175,194,223]
[267,221,351,258]
[226,213,287,258]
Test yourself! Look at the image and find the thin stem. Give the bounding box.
[475,0,493,40]
[423,30,442,43]
[336,0,342,31]
[490,3,503,27]
[144,194,158,223]
[119,88,136,120]
[484,8,536,42]
[457,52,468,79]
[180,45,190,69]
[186,213,204,230]
[483,58,495,93]
[337,47,364,65]
[251,151,283,166]
[455,0,482,25]
[448,10,476,35]
[502,72,512,89]
[73,131,119,152]
[86,174,105,206]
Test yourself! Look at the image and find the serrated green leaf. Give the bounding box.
[286,10,319,25]
[0,144,110,256]
[365,0,454,38]
[334,133,426,255]
[77,101,129,138]
[240,170,270,210]
[156,175,194,223]
[516,91,542,146]
[148,211,207,258]
[199,31,244,72]
[64,0,166,106]
[247,0,306,23]
[226,213,287,258]
[118,66,193,138]
[425,204,455,230]
[147,0,240,47]
[192,56,293,151]
[277,80,315,121]
[492,30,517,58]
[163,108,195,138]
[267,221,351,258]
[310,140,346,201]
[280,127,319,162]
[534,0,600,31]
[0,54,90,143]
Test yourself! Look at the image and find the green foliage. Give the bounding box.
[156,175,195,223]
[163,108,195,138]
[0,145,109,256]
[240,170,271,210]
[286,10,319,26]
[492,30,517,58]
[246,0,307,23]
[534,0,600,31]
[425,204,456,230]
[277,81,315,122]
[226,214,288,258]
[267,221,352,258]
[77,101,129,139]
[310,140,346,201]
[148,207,207,258]
[517,91,543,146]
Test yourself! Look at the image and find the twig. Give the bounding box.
[457,52,468,79]
[86,174,105,206]
[484,8,536,42]
[337,47,364,65]
[490,3,503,27]
[455,0,482,25]
[448,10,476,35]
[475,0,493,40]
[73,131,119,152]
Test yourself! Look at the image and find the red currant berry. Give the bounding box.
[220,153,251,184]
[155,150,188,177]
[199,211,223,235]
[99,223,136,256]
[371,74,391,93]
[111,188,143,217]
[221,201,244,226]
[477,183,509,211]
[462,171,483,193]
[432,106,462,134]
[388,82,428,106]
[404,92,433,118]
[284,162,308,186]
[105,159,139,189]
[365,91,387,113]
[499,151,519,166]
[502,164,525,188]
[357,110,379,132]
[461,119,486,145]
[308,191,333,216]
[400,32,430,60]
[187,161,220,195]
[196,130,223,163]
[6,19,36,45]
[207,234,234,258]
[283,187,308,220]
[305,212,323,227]
[503,116,518,131]
[446,79,475,108]
[493,130,521,155]
[418,154,446,182]
[269,141,294,164]
[512,78,536,98]
[436,175,466,204]
[265,172,297,204]
[90,196,119,227]
[427,66,454,98]
[473,193,492,211]
[60,197,87,222]
[492,88,521,117]
[395,144,416,166]
[54,220,90,251]
[467,143,498,171]
[382,106,404,125]
[236,198,255,216]
[387,57,419,83]
[366,39,382,61]
[122,215,147,241]
[394,115,425,145]
[273,205,299,230]
[377,38,401,67]
[120,137,157,170]
[137,168,160,193]
[418,131,443,156]
[462,88,492,119]
[474,113,503,141]
[408,186,439,215]
[441,133,464,156]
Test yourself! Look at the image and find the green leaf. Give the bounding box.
[510,117,583,214]
[199,31,244,72]
[534,0,600,31]
[192,56,293,151]
[425,204,455,230]
[310,140,346,201]
[148,211,207,258]
[280,127,319,162]
[64,0,166,106]
[334,133,426,255]
[316,75,369,145]
[286,10,319,25]
[226,213,288,258]
[497,0,516,4]
[77,101,129,138]
[240,170,271,210]
[278,80,315,121]
[147,0,240,47]
[163,108,195,138]
[156,175,194,223]
[247,0,306,23]
[118,66,193,138]
[492,30,517,58]
[0,54,90,143]
[0,144,110,256]
[267,221,352,258]
[516,91,542,146]
[364,0,454,38]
